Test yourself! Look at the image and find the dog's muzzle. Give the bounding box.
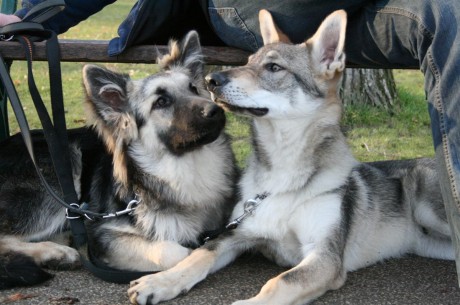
[205,72,269,117]
[205,72,229,92]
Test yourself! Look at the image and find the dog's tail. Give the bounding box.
[0,252,53,289]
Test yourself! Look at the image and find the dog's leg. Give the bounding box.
[232,249,345,305]
[105,238,191,271]
[128,234,247,305]
[92,222,193,271]
[0,236,80,269]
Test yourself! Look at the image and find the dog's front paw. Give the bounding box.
[128,273,184,305]
[36,242,81,270]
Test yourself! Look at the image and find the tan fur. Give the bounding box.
[259,9,292,44]
[83,88,138,189]
[0,236,79,267]
[157,40,181,69]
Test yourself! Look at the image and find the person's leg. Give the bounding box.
[346,0,460,284]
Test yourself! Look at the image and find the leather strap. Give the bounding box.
[0,1,159,283]
[0,46,153,283]
[22,0,65,24]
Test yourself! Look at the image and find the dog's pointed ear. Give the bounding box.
[158,30,204,80]
[306,10,347,79]
[82,64,137,139]
[82,64,137,187]
[259,9,291,45]
[83,64,129,114]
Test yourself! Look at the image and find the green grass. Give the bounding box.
[5,0,434,166]
[7,0,149,134]
[343,70,433,162]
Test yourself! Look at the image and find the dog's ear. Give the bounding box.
[82,65,136,136]
[306,10,347,79]
[82,64,137,187]
[158,30,204,81]
[259,9,291,45]
[83,64,129,114]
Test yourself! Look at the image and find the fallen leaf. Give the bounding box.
[1,293,38,303]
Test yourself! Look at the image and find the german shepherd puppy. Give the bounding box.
[0,31,237,289]
[127,11,453,305]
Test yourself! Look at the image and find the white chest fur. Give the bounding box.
[233,190,342,266]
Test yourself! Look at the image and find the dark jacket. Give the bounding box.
[16,0,370,55]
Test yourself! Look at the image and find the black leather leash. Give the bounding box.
[0,0,155,283]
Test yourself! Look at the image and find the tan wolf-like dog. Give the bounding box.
[128,10,453,305]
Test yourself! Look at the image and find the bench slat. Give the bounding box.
[0,39,251,65]
[0,39,417,69]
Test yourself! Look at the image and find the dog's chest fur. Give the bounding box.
[131,135,233,205]
[130,135,235,243]
[236,191,343,266]
[231,120,354,266]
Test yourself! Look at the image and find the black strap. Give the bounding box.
[0,32,88,247]
[22,0,65,23]
[0,10,158,283]
[0,22,44,38]
[81,246,153,284]
[1,33,129,218]
[0,47,145,284]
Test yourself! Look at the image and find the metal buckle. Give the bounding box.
[0,34,14,41]
[65,202,95,221]
[65,203,82,220]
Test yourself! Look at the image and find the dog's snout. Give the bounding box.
[205,72,229,90]
[202,103,224,119]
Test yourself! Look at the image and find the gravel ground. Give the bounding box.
[1,254,459,305]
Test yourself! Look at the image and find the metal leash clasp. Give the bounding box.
[102,195,141,219]
[225,192,270,230]
[65,202,95,221]
[65,203,82,220]
[0,34,14,41]
[65,195,141,221]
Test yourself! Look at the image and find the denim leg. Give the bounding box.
[346,0,460,283]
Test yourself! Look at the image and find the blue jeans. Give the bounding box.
[208,0,460,282]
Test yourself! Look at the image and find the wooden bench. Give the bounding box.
[0,40,251,65]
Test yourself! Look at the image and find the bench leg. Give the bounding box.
[0,0,17,140]
[0,84,9,140]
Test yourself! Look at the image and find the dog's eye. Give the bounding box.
[154,96,171,109]
[266,63,283,72]
[189,83,199,95]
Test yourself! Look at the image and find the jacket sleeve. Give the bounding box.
[15,0,117,34]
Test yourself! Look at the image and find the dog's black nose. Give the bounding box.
[202,103,224,119]
[205,72,229,90]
